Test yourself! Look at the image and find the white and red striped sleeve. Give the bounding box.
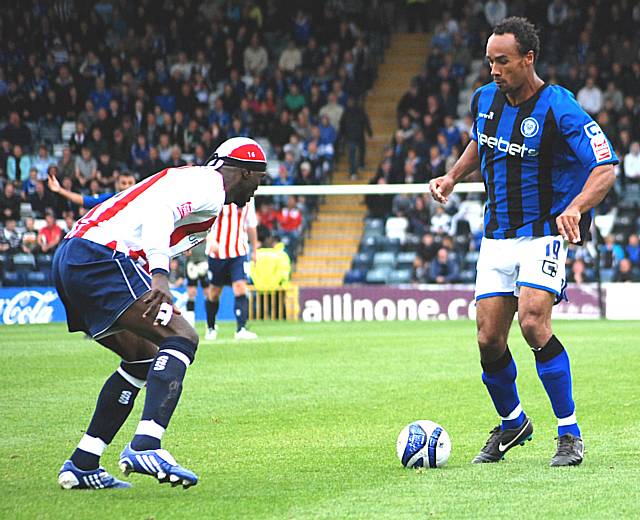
[135,169,220,271]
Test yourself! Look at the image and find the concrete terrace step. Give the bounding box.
[295,262,353,273]
[314,213,364,223]
[293,32,427,287]
[305,235,361,244]
[292,272,345,283]
[297,253,354,262]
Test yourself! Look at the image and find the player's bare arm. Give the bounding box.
[556,164,616,243]
[429,140,480,204]
[48,171,84,206]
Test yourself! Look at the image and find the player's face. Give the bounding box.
[486,34,533,95]
[116,176,136,192]
[233,169,266,207]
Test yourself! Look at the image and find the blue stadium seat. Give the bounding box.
[344,268,367,284]
[365,267,391,284]
[2,271,23,287]
[465,251,480,268]
[352,251,374,269]
[373,251,396,268]
[12,253,36,273]
[26,271,48,286]
[396,251,417,268]
[360,235,379,251]
[387,269,412,284]
[364,218,385,235]
[460,269,477,283]
[600,268,614,283]
[36,254,54,270]
[376,237,401,253]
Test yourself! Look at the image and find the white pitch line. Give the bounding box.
[200,336,303,345]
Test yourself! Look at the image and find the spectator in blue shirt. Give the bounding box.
[625,234,640,265]
[429,247,460,283]
[89,77,112,110]
[6,144,31,182]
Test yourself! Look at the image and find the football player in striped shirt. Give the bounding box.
[53,137,267,489]
[204,199,259,340]
[430,17,617,466]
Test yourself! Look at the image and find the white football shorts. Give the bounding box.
[474,235,568,302]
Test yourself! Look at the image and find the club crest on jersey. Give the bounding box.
[520,117,539,138]
[177,202,193,218]
[583,121,603,138]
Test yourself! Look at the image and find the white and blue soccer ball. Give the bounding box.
[396,420,451,469]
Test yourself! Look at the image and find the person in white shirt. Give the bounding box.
[624,141,640,182]
[278,40,302,72]
[53,137,267,490]
[576,78,603,115]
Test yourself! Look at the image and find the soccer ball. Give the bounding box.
[396,420,451,469]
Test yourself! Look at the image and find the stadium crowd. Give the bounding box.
[360,0,640,284]
[1,0,639,287]
[0,0,389,284]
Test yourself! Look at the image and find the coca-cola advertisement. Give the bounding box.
[0,286,237,325]
[0,289,61,324]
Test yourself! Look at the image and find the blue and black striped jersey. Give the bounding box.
[470,82,618,239]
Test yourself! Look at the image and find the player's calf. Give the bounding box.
[130,336,198,451]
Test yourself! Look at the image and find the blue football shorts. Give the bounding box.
[207,255,248,287]
[52,238,152,338]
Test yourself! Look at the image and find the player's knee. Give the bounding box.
[518,313,549,347]
[120,358,152,382]
[160,335,199,364]
[232,281,246,296]
[209,287,222,301]
[477,328,506,353]
[183,328,200,350]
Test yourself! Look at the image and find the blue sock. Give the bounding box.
[481,347,526,430]
[131,337,197,451]
[235,294,248,331]
[534,335,581,438]
[71,360,148,470]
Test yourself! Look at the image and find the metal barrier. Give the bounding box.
[248,285,299,321]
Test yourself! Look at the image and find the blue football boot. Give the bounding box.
[58,460,132,489]
[118,444,198,488]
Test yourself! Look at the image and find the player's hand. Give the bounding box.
[429,175,455,204]
[143,273,181,325]
[48,171,61,193]
[556,206,581,244]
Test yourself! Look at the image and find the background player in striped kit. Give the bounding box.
[204,199,258,340]
[430,17,617,467]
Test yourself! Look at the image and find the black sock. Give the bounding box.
[206,300,219,329]
[187,299,195,312]
[131,337,196,451]
[235,294,248,331]
[71,365,146,470]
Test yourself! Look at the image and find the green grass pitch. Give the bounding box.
[1,320,638,519]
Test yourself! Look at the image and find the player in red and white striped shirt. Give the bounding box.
[204,199,258,340]
[52,137,267,490]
